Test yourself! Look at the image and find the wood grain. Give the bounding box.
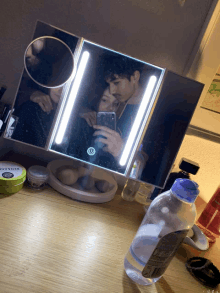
[0,185,219,293]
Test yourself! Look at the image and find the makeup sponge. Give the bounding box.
[56,166,79,186]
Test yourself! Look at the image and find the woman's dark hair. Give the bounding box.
[88,86,108,112]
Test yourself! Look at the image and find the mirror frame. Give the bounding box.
[24,36,75,88]
[3,20,204,188]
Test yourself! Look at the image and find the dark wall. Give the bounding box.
[0,0,215,104]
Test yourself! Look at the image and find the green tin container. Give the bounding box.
[0,161,26,195]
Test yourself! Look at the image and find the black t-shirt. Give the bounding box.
[65,116,124,172]
[12,101,56,148]
[13,71,49,112]
[117,104,139,141]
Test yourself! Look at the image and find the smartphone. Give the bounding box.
[96,112,116,131]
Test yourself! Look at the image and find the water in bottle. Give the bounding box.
[124,179,199,285]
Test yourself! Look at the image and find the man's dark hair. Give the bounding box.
[102,54,144,82]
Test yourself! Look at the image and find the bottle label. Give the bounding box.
[142,229,188,278]
[0,162,23,178]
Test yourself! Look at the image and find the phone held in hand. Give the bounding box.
[96,112,116,131]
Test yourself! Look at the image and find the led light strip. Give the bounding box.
[55,51,90,144]
[119,75,157,166]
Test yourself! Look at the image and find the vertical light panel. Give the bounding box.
[55,51,90,144]
[119,75,157,166]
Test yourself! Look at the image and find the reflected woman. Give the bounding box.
[66,87,125,171]
[12,87,63,148]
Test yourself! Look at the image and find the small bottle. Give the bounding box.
[121,179,140,201]
[196,185,220,243]
[130,144,148,180]
[121,145,147,201]
[134,183,155,206]
[124,179,199,286]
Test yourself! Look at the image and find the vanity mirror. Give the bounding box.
[49,40,165,178]
[4,20,204,188]
[4,21,80,148]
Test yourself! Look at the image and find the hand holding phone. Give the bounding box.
[96,112,116,131]
[93,125,123,158]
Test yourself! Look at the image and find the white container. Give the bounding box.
[27,165,49,190]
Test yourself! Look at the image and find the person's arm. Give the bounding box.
[79,107,97,127]
[93,125,124,159]
[30,91,53,113]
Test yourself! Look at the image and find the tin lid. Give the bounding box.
[0,161,26,186]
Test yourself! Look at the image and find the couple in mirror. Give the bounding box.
[13,53,148,174]
[66,55,148,172]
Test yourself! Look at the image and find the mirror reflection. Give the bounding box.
[5,21,79,148]
[137,71,204,187]
[24,36,74,88]
[10,76,64,147]
[50,41,164,175]
[6,69,65,147]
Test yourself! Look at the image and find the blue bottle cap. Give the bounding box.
[171,179,199,203]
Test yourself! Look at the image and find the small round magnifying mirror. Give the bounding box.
[24,36,74,88]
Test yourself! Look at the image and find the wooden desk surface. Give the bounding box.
[0,186,219,293]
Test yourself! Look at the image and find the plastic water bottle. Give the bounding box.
[124,179,199,285]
